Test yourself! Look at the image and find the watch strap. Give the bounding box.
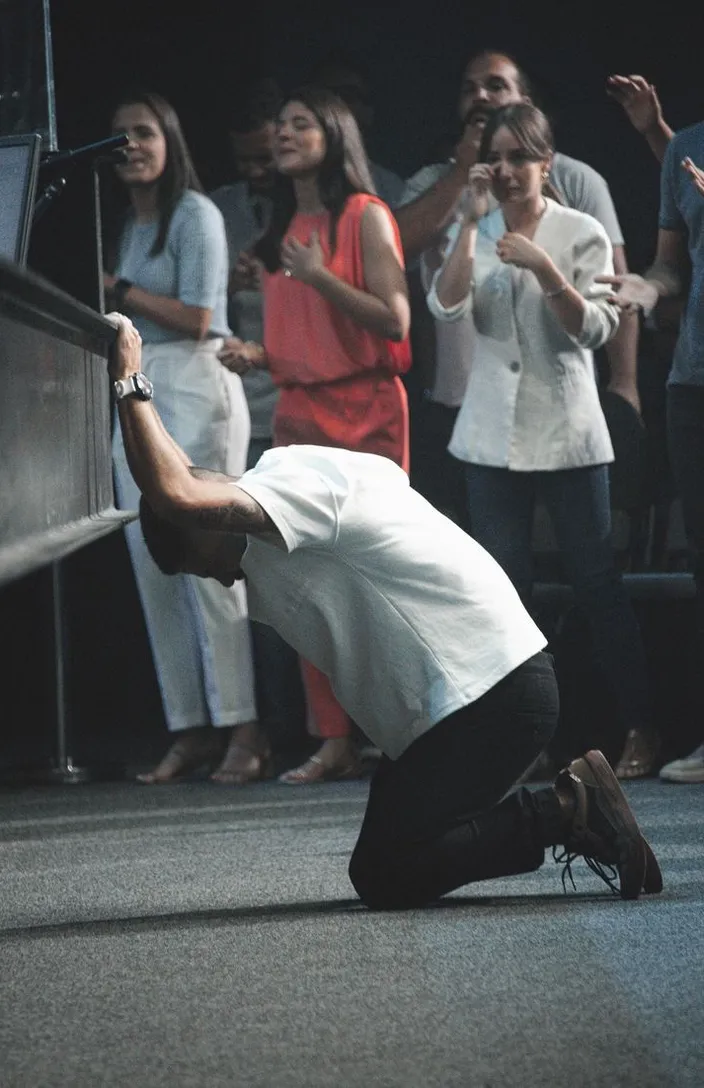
[113,375,136,401]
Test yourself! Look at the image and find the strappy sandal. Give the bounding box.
[136,732,223,784]
[278,753,363,785]
[210,742,275,785]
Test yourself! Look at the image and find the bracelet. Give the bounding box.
[544,281,568,299]
[111,278,133,309]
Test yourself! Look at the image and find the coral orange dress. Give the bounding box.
[262,192,411,738]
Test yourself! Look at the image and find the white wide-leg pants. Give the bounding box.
[112,338,256,731]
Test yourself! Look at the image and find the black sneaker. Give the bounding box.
[553,749,648,900]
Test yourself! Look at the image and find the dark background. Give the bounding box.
[46,0,704,275]
[2,0,702,776]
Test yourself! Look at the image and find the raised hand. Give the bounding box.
[496,232,549,273]
[683,157,704,197]
[281,230,325,284]
[606,74,663,134]
[454,117,483,171]
[459,163,494,223]
[105,312,142,380]
[595,272,660,315]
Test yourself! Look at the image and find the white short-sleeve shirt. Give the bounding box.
[237,445,546,759]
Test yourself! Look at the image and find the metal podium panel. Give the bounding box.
[0,0,57,150]
[0,257,134,587]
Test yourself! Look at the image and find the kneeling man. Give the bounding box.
[109,314,661,907]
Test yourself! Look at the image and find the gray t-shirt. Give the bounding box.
[659,122,704,386]
[209,181,278,439]
[399,151,624,246]
[370,161,405,209]
[116,190,230,343]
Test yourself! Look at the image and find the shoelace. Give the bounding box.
[552,846,620,896]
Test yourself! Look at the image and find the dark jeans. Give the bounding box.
[667,384,704,714]
[246,436,307,752]
[464,463,650,746]
[348,652,562,909]
[409,398,469,531]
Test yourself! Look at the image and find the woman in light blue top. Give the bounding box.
[106,91,258,784]
[427,103,651,770]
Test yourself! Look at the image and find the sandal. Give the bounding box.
[210,742,275,785]
[278,753,363,785]
[136,731,223,784]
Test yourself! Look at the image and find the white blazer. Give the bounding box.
[426,199,620,471]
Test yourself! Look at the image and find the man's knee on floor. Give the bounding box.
[348,844,424,910]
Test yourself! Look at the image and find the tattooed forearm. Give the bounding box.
[190,493,275,533]
[183,468,276,533]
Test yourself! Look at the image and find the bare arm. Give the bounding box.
[108,315,273,532]
[395,162,471,262]
[606,75,674,165]
[597,229,689,313]
[396,123,482,261]
[105,274,213,340]
[648,229,690,295]
[284,204,410,341]
[644,123,675,167]
[603,245,641,413]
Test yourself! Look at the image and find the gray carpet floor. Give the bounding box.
[1,777,702,1088]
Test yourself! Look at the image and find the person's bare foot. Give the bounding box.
[278,737,362,784]
[210,722,273,785]
[136,727,223,784]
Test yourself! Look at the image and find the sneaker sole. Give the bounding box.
[659,769,704,783]
[571,750,647,900]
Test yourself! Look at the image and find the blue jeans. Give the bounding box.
[465,463,650,741]
[667,384,704,716]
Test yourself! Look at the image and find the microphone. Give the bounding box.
[41,133,130,170]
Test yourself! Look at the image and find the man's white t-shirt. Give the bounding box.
[237,445,546,759]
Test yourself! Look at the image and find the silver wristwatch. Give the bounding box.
[113,372,154,402]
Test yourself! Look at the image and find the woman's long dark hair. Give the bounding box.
[479,103,563,204]
[111,90,203,257]
[255,85,376,272]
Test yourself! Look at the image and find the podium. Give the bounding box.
[0,257,135,781]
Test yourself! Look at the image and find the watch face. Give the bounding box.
[134,373,154,400]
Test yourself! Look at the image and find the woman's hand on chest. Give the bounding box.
[495,232,550,274]
[280,230,326,285]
